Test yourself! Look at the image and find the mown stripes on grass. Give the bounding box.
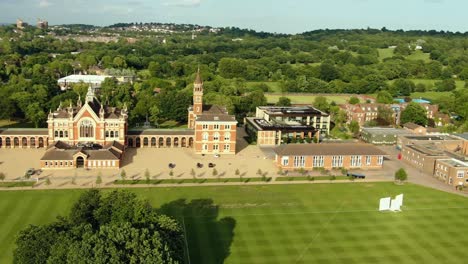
[0,183,468,263]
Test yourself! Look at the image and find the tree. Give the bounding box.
[435,79,456,92]
[348,120,360,136]
[276,96,292,106]
[145,169,151,182]
[0,172,5,181]
[391,79,415,96]
[45,178,51,186]
[313,96,330,112]
[120,169,126,180]
[394,168,408,183]
[96,173,102,186]
[348,96,360,105]
[13,190,184,263]
[376,90,394,104]
[25,102,46,128]
[400,102,428,126]
[376,106,395,126]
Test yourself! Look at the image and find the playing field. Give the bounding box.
[1,183,468,263]
[265,94,349,104]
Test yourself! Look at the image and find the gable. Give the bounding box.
[74,103,100,123]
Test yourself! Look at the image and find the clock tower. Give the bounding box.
[193,68,203,115]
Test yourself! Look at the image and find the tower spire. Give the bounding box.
[194,66,203,85]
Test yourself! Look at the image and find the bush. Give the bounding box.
[394,168,408,182]
[0,172,5,181]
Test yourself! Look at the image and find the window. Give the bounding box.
[64,131,68,137]
[294,156,305,168]
[282,156,289,166]
[351,156,362,167]
[366,156,371,165]
[313,156,324,167]
[377,156,384,165]
[225,125,231,130]
[213,132,220,141]
[110,131,114,138]
[213,144,219,151]
[202,132,209,141]
[224,132,231,141]
[449,178,453,185]
[54,131,58,137]
[203,144,208,150]
[202,124,208,130]
[105,131,109,137]
[457,171,464,179]
[80,119,95,138]
[214,124,220,130]
[45,162,48,166]
[332,156,343,168]
[115,131,119,138]
[224,144,230,151]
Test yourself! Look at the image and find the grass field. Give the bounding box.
[246,81,282,93]
[377,48,395,61]
[265,94,349,104]
[1,183,468,263]
[406,50,431,62]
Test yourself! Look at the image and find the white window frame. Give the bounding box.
[351,156,362,167]
[377,156,383,165]
[294,156,305,168]
[332,156,343,168]
[225,125,231,130]
[282,156,289,166]
[313,156,324,167]
[214,124,220,130]
[213,132,220,141]
[366,156,371,165]
[457,170,464,179]
[202,124,208,130]
[202,132,209,141]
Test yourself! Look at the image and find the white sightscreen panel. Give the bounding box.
[390,199,401,211]
[379,197,391,211]
[395,194,404,207]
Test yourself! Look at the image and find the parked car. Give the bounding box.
[25,168,35,177]
[347,172,365,179]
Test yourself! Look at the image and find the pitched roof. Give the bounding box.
[194,68,203,84]
[0,129,48,136]
[197,105,236,122]
[274,143,388,156]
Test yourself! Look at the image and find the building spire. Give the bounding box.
[194,66,203,85]
[77,95,82,108]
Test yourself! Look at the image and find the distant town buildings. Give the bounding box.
[37,19,48,29]
[16,19,27,29]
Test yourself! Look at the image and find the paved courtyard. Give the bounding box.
[0,144,278,188]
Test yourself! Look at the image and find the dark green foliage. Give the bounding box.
[276,96,292,106]
[376,90,394,104]
[395,168,408,182]
[348,96,360,104]
[13,190,184,264]
[400,102,428,126]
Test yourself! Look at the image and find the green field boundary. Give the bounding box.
[276,176,351,181]
[114,177,271,185]
[0,181,35,188]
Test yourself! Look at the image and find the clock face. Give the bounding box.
[196,97,201,102]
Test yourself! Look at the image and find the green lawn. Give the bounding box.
[0,120,34,129]
[1,183,468,263]
[406,50,431,62]
[378,48,395,61]
[266,94,349,104]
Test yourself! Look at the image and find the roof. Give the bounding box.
[41,141,123,161]
[454,133,468,140]
[57,74,110,84]
[127,129,195,136]
[361,127,411,135]
[403,122,423,130]
[0,129,48,136]
[258,106,328,117]
[437,159,468,168]
[194,69,203,84]
[197,105,236,122]
[274,143,388,156]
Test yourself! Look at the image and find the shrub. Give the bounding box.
[0,172,5,181]
[394,168,408,183]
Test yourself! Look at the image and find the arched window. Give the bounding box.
[80,119,94,138]
[64,131,68,137]
[59,131,63,138]
[105,131,109,138]
[55,131,58,137]
[115,131,119,138]
[110,131,114,138]
[224,132,231,141]
[202,132,209,141]
[213,132,220,141]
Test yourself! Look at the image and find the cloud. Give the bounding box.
[163,0,201,7]
[39,0,52,7]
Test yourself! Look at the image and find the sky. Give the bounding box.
[0,0,466,34]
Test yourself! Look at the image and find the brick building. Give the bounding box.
[274,143,387,171]
[188,69,237,155]
[360,127,412,145]
[434,159,468,187]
